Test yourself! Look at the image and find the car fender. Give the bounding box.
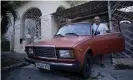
[80,46,93,68]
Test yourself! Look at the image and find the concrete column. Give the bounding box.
[108,1,113,32]
[40,14,53,40]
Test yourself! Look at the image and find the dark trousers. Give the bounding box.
[95,55,104,64]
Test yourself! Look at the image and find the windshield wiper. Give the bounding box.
[55,34,64,37]
[65,33,78,36]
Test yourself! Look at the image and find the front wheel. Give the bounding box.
[81,55,92,78]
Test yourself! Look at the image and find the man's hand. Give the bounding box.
[94,31,100,36]
[106,30,110,33]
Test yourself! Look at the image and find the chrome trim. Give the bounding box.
[36,56,57,59]
[53,45,57,59]
[27,45,55,47]
[26,57,73,66]
[29,45,57,58]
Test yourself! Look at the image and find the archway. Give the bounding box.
[21,7,42,44]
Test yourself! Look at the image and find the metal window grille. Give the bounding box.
[110,1,133,62]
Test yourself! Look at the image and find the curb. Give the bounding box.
[1,62,29,72]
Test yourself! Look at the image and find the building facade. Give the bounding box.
[6,1,71,53]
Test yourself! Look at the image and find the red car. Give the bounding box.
[25,22,125,78]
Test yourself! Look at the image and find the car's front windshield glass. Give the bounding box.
[56,23,91,36]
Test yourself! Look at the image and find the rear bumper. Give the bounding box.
[25,57,81,72]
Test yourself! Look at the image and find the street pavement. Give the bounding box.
[2,54,133,80]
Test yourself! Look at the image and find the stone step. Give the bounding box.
[112,58,133,66]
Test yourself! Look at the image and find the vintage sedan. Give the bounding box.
[25,22,125,78]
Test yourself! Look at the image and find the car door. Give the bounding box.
[91,32,125,56]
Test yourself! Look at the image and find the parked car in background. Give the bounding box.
[120,20,131,24]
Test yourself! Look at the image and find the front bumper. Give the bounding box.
[25,57,81,72]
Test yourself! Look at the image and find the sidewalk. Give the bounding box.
[90,54,133,80]
[1,52,26,61]
[1,52,28,71]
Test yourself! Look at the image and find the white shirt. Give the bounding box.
[92,23,109,35]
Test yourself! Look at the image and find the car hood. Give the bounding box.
[27,36,90,48]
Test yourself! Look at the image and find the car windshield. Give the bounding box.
[56,23,91,36]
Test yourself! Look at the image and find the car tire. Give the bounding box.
[38,68,49,72]
[38,68,45,71]
[81,54,92,78]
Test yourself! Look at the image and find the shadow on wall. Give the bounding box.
[1,38,10,52]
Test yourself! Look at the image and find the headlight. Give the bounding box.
[28,48,33,54]
[59,50,74,58]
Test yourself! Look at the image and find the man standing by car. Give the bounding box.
[92,16,109,68]
[92,16,109,35]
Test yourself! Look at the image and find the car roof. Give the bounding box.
[67,22,91,25]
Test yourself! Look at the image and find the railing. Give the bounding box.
[110,1,133,63]
[122,24,133,57]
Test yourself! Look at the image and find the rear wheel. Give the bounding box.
[81,54,92,78]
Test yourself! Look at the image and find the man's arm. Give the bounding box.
[104,24,110,33]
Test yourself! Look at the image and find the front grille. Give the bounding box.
[33,46,56,58]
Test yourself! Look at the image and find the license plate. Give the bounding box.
[35,62,50,70]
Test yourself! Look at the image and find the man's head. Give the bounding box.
[94,16,100,25]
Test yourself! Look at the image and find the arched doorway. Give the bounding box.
[21,7,42,44]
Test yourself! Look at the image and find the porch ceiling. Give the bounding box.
[52,1,133,20]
